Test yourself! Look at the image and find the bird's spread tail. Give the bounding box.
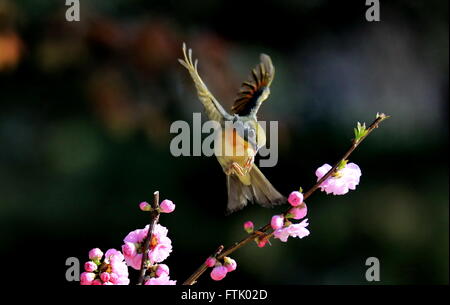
[226,165,285,214]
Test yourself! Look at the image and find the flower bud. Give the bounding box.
[109,273,119,284]
[243,221,254,233]
[88,248,103,261]
[100,272,110,283]
[271,215,284,230]
[210,265,228,281]
[257,238,268,248]
[288,191,304,207]
[223,257,237,272]
[139,201,151,211]
[84,261,97,272]
[288,203,308,220]
[159,199,175,213]
[156,264,170,277]
[205,257,216,267]
[80,272,96,285]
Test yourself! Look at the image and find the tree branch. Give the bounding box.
[182,245,224,285]
[137,191,160,285]
[182,114,389,285]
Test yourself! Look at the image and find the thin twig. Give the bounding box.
[182,114,389,285]
[183,245,224,285]
[137,191,160,285]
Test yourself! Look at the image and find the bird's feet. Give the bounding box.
[225,156,254,176]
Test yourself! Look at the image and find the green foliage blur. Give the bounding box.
[0,0,448,284]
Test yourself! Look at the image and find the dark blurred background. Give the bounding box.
[0,0,448,285]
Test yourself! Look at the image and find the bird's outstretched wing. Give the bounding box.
[231,54,275,116]
[178,43,232,123]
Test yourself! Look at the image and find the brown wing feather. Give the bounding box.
[231,54,274,115]
[178,43,232,123]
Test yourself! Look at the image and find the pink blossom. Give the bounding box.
[148,241,172,263]
[210,265,228,281]
[205,257,216,267]
[100,248,130,285]
[160,199,175,213]
[315,163,361,195]
[100,272,110,283]
[155,264,170,277]
[288,191,303,206]
[104,248,124,264]
[139,201,151,211]
[144,274,176,285]
[126,253,143,270]
[271,215,284,230]
[274,219,310,242]
[84,261,97,272]
[243,221,254,233]
[88,248,103,261]
[92,279,102,285]
[288,203,308,220]
[122,242,137,257]
[224,257,237,272]
[122,224,172,270]
[80,272,96,285]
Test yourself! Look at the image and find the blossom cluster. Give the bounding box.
[81,199,177,285]
[122,223,176,285]
[239,162,362,260]
[205,256,237,281]
[79,159,362,284]
[272,191,310,243]
[80,248,130,285]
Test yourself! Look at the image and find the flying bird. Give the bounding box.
[178,43,285,213]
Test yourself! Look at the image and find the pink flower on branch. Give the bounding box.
[273,219,310,242]
[315,163,361,195]
[122,224,172,270]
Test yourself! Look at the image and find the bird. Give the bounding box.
[178,43,285,213]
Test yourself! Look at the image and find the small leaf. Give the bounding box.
[337,159,348,170]
[354,121,368,142]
